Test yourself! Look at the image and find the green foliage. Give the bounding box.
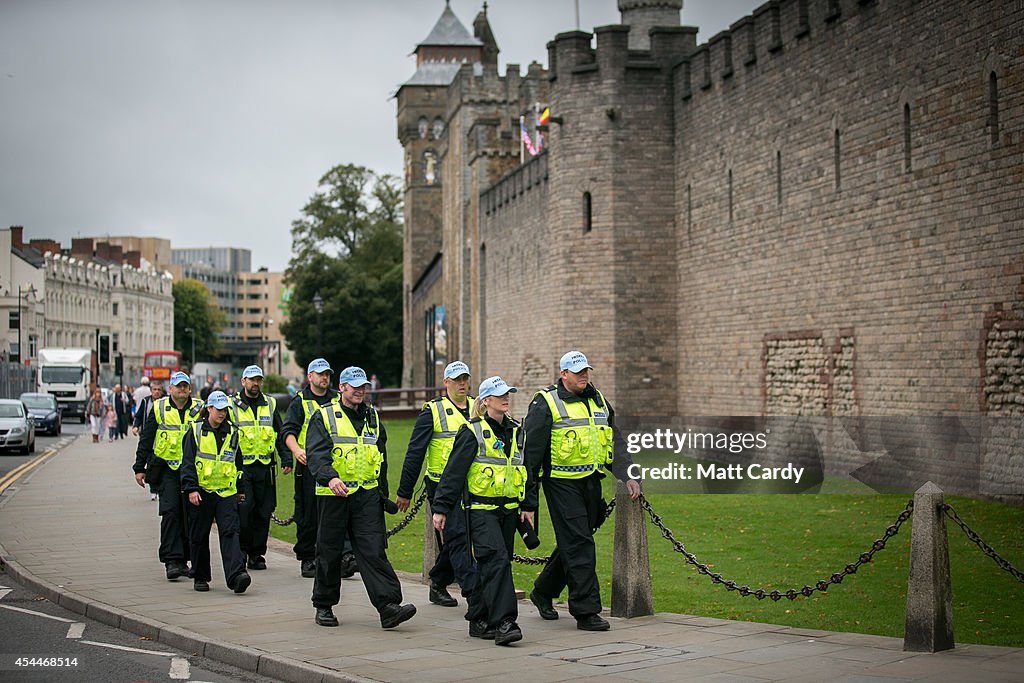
[262,373,288,394]
[172,279,227,365]
[281,164,403,385]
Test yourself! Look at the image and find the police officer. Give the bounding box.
[180,391,251,594]
[132,371,204,580]
[396,360,476,607]
[307,366,415,629]
[232,365,292,571]
[281,358,340,578]
[433,376,531,646]
[523,351,641,631]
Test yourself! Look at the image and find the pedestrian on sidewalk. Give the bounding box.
[433,376,529,646]
[307,366,416,630]
[281,358,341,579]
[132,372,204,581]
[180,391,251,594]
[396,360,477,608]
[522,350,641,632]
[230,365,292,572]
[86,387,105,443]
[105,403,117,442]
[133,382,164,501]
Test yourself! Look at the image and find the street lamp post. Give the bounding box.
[184,327,195,372]
[17,284,37,365]
[312,291,323,356]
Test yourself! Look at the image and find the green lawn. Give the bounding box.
[272,417,1024,647]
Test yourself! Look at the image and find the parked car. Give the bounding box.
[19,392,62,436]
[0,399,35,454]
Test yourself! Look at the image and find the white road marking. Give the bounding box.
[169,656,191,679]
[79,640,176,657]
[0,585,12,601]
[66,622,86,639]
[0,604,75,622]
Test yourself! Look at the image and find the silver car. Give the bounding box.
[0,399,36,454]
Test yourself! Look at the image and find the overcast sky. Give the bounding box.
[1,0,761,272]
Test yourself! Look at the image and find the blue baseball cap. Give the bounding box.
[241,365,264,379]
[338,366,370,388]
[477,376,517,400]
[559,350,593,373]
[443,360,470,380]
[169,371,191,386]
[206,390,230,410]
[307,358,332,374]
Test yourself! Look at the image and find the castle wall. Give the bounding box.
[673,0,1024,420]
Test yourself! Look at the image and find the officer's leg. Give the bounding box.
[252,464,274,558]
[541,477,601,617]
[215,495,245,587]
[312,496,346,608]
[468,509,517,628]
[346,488,402,610]
[186,493,215,583]
[425,481,454,587]
[158,470,186,564]
[293,463,318,561]
[237,465,256,557]
[533,481,569,600]
[438,501,476,596]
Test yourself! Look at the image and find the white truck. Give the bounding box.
[37,348,94,423]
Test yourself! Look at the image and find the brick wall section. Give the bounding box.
[674,0,1024,418]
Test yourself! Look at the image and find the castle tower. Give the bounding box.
[618,0,682,50]
[396,2,483,386]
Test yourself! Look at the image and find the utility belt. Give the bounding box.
[468,494,520,509]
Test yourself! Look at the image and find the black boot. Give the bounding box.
[429,582,457,607]
[315,607,339,627]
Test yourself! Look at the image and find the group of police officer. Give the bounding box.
[131,349,640,643]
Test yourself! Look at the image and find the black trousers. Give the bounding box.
[187,491,245,586]
[292,462,319,561]
[533,475,605,618]
[425,479,477,596]
[312,487,402,611]
[157,468,188,565]
[238,461,275,559]
[466,507,518,628]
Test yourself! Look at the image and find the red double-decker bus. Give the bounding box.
[142,350,182,381]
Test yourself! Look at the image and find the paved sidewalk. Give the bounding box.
[0,435,1021,682]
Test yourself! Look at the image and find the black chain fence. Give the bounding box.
[272,486,1024,596]
[639,494,914,600]
[942,503,1024,584]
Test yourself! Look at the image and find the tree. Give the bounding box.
[173,279,227,366]
[280,164,403,385]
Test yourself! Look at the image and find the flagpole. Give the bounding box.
[575,0,580,30]
[520,115,525,163]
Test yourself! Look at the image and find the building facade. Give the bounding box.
[399,1,1024,493]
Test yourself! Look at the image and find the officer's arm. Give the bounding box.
[280,397,305,454]
[272,409,293,468]
[521,396,552,512]
[605,399,636,482]
[133,406,159,473]
[180,426,200,493]
[377,422,389,498]
[432,425,475,516]
[396,407,433,499]
[305,412,339,486]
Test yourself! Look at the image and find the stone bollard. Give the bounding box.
[610,480,654,617]
[904,481,955,652]
[422,497,440,583]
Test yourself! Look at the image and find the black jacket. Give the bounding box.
[432,413,519,517]
[133,397,193,475]
[521,380,635,512]
[280,386,340,444]
[232,391,292,468]
[180,417,243,494]
[397,397,471,500]
[306,402,390,498]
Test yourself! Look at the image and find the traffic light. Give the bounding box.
[99,334,110,364]
[114,353,124,375]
